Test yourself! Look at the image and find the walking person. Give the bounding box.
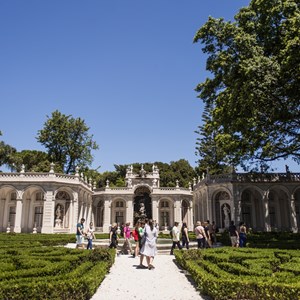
[170,222,182,255]
[239,221,247,247]
[76,218,85,249]
[109,223,119,249]
[122,222,133,255]
[229,220,239,247]
[137,221,147,268]
[195,221,206,249]
[181,222,189,249]
[140,219,158,270]
[132,221,140,258]
[86,221,96,250]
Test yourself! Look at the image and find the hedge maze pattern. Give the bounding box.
[175,247,300,300]
[0,234,115,300]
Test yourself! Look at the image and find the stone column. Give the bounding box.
[262,193,271,232]
[188,201,194,231]
[0,198,5,232]
[86,201,92,225]
[126,197,134,225]
[174,199,182,223]
[13,194,23,233]
[41,191,55,233]
[151,195,159,224]
[289,195,298,233]
[70,192,79,232]
[102,197,111,233]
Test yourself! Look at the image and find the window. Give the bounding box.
[34,206,43,228]
[116,201,124,208]
[9,206,16,226]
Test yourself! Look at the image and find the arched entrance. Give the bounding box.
[134,186,152,224]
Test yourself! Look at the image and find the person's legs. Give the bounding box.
[127,238,133,254]
[139,254,145,267]
[149,256,155,269]
[170,241,176,255]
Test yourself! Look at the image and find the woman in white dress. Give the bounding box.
[140,219,157,270]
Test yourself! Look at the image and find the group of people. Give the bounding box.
[228,220,247,247]
[194,220,218,249]
[109,219,158,270]
[75,218,96,249]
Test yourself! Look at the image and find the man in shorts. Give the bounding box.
[76,218,85,249]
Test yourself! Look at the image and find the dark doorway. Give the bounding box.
[134,186,152,225]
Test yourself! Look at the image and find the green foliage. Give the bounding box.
[8,150,53,172]
[175,247,300,299]
[0,131,17,170]
[0,233,115,300]
[194,0,300,170]
[37,110,99,174]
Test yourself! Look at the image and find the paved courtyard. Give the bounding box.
[91,253,207,300]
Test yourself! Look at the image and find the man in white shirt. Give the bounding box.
[170,222,182,255]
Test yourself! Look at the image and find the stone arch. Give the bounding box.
[0,185,18,232]
[240,187,264,231]
[133,185,152,224]
[158,197,173,229]
[293,187,300,229]
[212,188,231,229]
[268,186,290,231]
[22,185,46,233]
[111,197,126,226]
[181,199,190,224]
[93,198,104,228]
[54,189,72,229]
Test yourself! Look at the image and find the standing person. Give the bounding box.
[122,222,133,255]
[76,218,85,249]
[140,219,158,270]
[211,221,218,244]
[137,221,147,268]
[109,223,119,249]
[181,222,189,249]
[170,222,182,255]
[86,221,96,250]
[229,220,239,247]
[239,222,247,247]
[195,221,206,249]
[203,221,212,248]
[132,221,140,258]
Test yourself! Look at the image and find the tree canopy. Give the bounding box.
[97,160,196,188]
[36,110,99,174]
[0,131,16,170]
[194,0,300,171]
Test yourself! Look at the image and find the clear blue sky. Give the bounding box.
[0,0,297,173]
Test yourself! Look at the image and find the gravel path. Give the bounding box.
[91,254,207,300]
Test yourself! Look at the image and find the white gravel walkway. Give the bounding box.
[91,254,207,300]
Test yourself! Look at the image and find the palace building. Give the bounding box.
[0,163,299,233]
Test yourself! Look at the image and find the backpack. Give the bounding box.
[170,229,173,238]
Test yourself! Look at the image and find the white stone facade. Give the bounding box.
[0,165,194,233]
[0,165,299,233]
[194,172,300,232]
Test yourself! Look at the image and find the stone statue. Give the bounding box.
[223,204,230,228]
[55,204,63,228]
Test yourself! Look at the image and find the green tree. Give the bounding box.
[195,106,232,174]
[194,0,300,169]
[9,150,53,173]
[37,110,99,174]
[0,131,17,171]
